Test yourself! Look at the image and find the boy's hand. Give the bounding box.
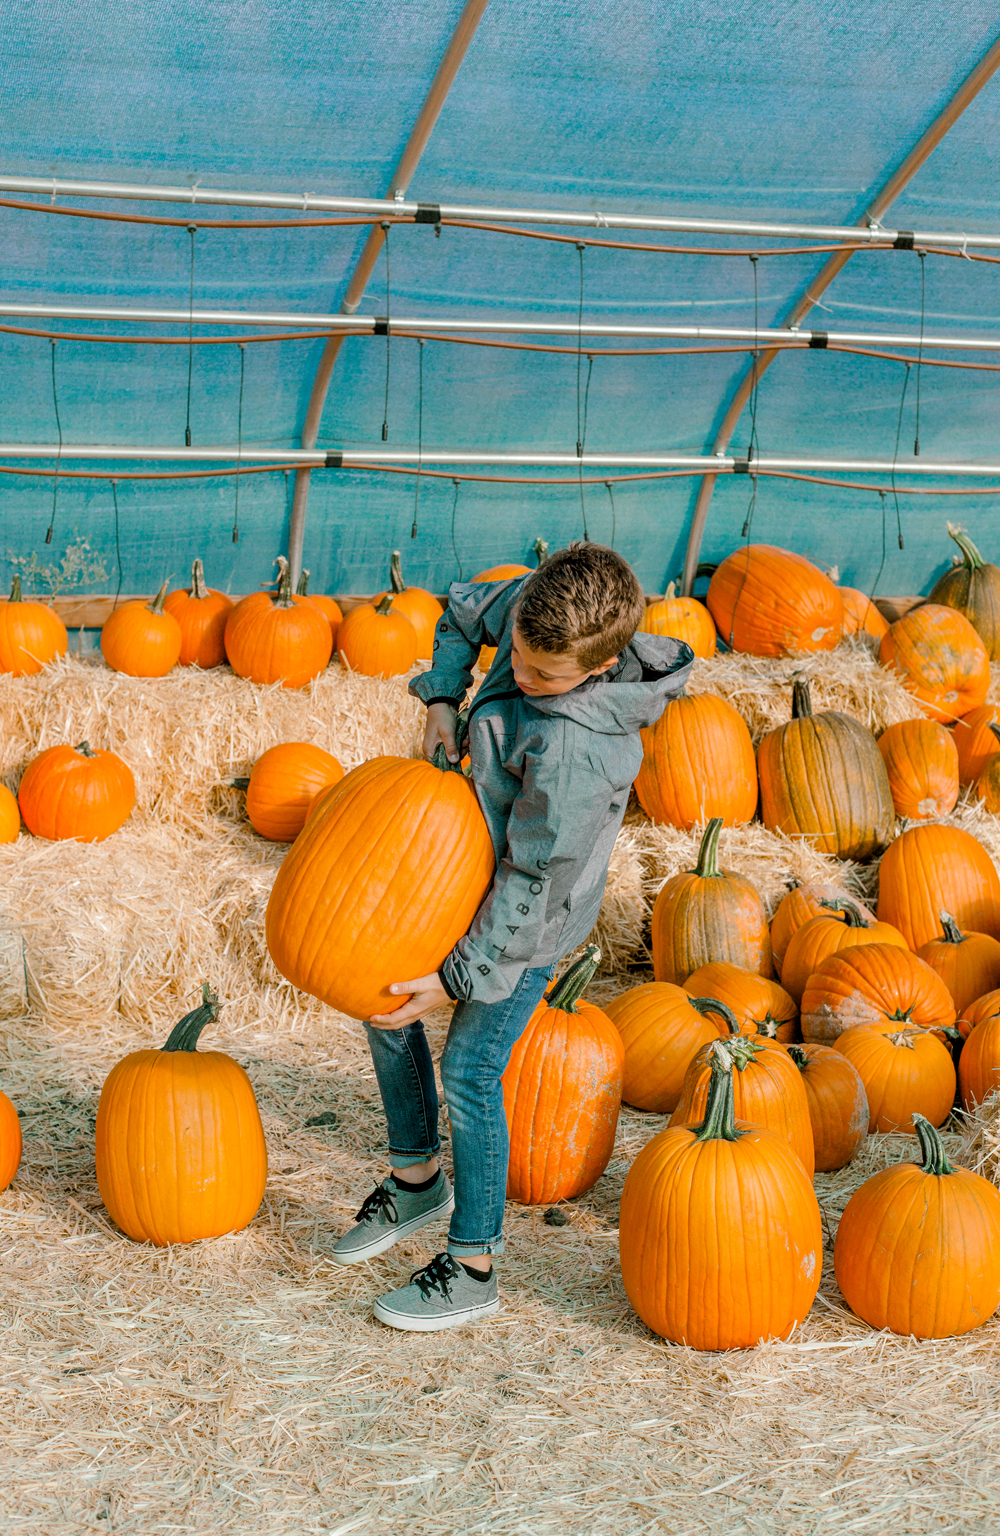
[424,702,460,764]
[370,973,451,1029]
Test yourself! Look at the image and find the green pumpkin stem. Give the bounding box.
[191,559,209,601]
[148,581,170,615]
[272,556,295,608]
[9,575,23,603]
[791,679,813,719]
[533,538,549,568]
[665,582,676,599]
[946,522,985,572]
[819,896,869,929]
[989,723,1000,751]
[231,776,251,790]
[74,741,94,757]
[161,984,219,1052]
[787,1044,808,1072]
[938,910,966,945]
[688,995,741,1037]
[390,550,407,595]
[296,569,310,597]
[431,708,469,775]
[912,1112,954,1175]
[548,944,601,1013]
[694,1043,743,1143]
[375,593,395,617]
[691,817,724,879]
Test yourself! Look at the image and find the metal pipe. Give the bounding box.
[680,31,1000,593]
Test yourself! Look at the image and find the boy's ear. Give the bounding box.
[589,654,618,677]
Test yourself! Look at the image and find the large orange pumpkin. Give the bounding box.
[833,1026,955,1133]
[101,581,182,677]
[975,728,1000,814]
[879,604,990,723]
[265,751,495,1020]
[959,987,1000,1041]
[374,551,443,662]
[603,986,732,1112]
[787,1043,868,1172]
[834,1113,1000,1338]
[877,823,1000,950]
[0,784,19,843]
[756,680,894,861]
[0,1089,22,1191]
[706,545,842,656]
[640,584,717,658]
[876,718,959,821]
[770,883,875,978]
[224,557,333,688]
[780,902,908,1007]
[916,913,1000,1015]
[633,691,757,830]
[0,575,68,676]
[954,704,1000,784]
[296,570,343,647]
[651,818,773,983]
[163,559,233,668]
[682,962,798,1042]
[839,587,889,642]
[801,943,956,1046]
[928,523,1000,659]
[619,1041,822,1349]
[503,945,623,1204]
[95,986,267,1246]
[958,1006,1000,1110]
[337,595,417,678]
[18,741,136,842]
[236,742,345,842]
[472,557,535,671]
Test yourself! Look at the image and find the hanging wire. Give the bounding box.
[890,362,911,548]
[110,479,123,608]
[577,354,594,540]
[740,254,761,540]
[574,243,591,538]
[604,480,617,548]
[914,251,926,456]
[381,222,391,441]
[44,340,62,544]
[868,489,889,603]
[232,343,245,543]
[284,468,291,523]
[450,477,463,578]
[411,339,424,538]
[184,225,197,446]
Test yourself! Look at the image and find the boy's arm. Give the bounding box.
[408,577,525,712]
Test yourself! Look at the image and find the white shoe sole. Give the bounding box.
[372,1295,501,1331]
[330,1194,455,1267]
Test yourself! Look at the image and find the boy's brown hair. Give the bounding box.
[514,542,646,670]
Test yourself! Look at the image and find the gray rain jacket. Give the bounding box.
[408,575,694,1005]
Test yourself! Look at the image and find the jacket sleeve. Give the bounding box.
[408,577,526,708]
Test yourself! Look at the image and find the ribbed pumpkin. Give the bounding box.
[224,557,333,687]
[879,604,990,723]
[639,584,717,658]
[18,741,136,842]
[296,570,343,646]
[706,545,842,656]
[633,692,757,830]
[959,987,1000,1041]
[95,987,267,1246]
[876,718,959,821]
[877,823,1000,950]
[770,883,876,978]
[928,523,1000,659]
[163,559,233,668]
[503,946,624,1204]
[682,962,798,1043]
[833,1026,955,1133]
[619,1041,822,1350]
[603,985,731,1113]
[756,680,894,860]
[0,576,68,676]
[954,704,1000,784]
[916,912,1000,1015]
[100,581,182,677]
[0,784,19,843]
[801,943,956,1047]
[473,558,534,671]
[373,551,443,662]
[839,586,889,642]
[787,1043,868,1172]
[265,750,495,1020]
[975,726,1000,814]
[0,1089,22,1191]
[337,594,417,678]
[958,1006,1000,1110]
[780,901,908,1007]
[834,1113,1000,1338]
[236,743,345,842]
[651,818,773,983]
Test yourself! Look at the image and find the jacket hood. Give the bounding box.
[524,631,694,734]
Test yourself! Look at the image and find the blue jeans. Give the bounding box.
[363,965,553,1257]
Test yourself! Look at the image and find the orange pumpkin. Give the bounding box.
[834,1113,1000,1338]
[634,692,757,830]
[18,741,136,842]
[928,523,1000,660]
[954,704,1000,784]
[916,912,1000,1015]
[603,985,731,1112]
[95,986,267,1246]
[839,586,889,642]
[958,1006,1000,1110]
[787,1043,868,1172]
[651,818,773,983]
[163,559,233,668]
[640,584,717,658]
[0,1089,22,1191]
[770,883,876,977]
[373,551,443,662]
[706,544,842,656]
[959,987,1000,1041]
[833,1026,955,1133]
[503,946,624,1204]
[682,962,798,1043]
[0,784,19,843]
[472,558,534,672]
[879,604,990,723]
[337,595,417,678]
[265,751,495,1021]
[237,742,345,842]
[296,570,343,647]
[876,718,959,821]
[0,575,68,676]
[975,727,1000,814]
[877,823,1000,950]
[801,943,956,1047]
[780,901,908,1007]
[100,581,182,677]
[225,557,333,688]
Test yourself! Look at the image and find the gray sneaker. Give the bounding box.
[331,1173,454,1267]
[373,1252,500,1331]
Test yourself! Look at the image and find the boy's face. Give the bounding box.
[510,624,618,697]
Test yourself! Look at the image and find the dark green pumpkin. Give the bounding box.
[929,524,1000,660]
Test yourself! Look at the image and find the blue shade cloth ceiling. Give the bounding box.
[0,0,999,599]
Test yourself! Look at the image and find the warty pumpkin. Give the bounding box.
[876,717,959,821]
[296,570,343,646]
[163,559,233,668]
[265,747,495,1020]
[619,1040,822,1349]
[0,784,19,843]
[472,555,535,671]
[839,586,889,642]
[953,703,1000,784]
[0,575,68,676]
[18,741,135,842]
[916,911,1000,1015]
[834,1113,1000,1338]
[639,584,717,658]
[681,962,798,1043]
[337,594,417,678]
[928,523,1000,659]
[224,557,333,687]
[958,987,1000,1041]
[877,823,1000,950]
[706,544,843,656]
[958,1005,1000,1110]
[801,943,956,1047]
[787,1043,868,1172]
[503,946,624,1204]
[373,551,443,662]
[603,985,731,1113]
[100,581,182,677]
[651,817,773,983]
[975,725,1000,814]
[0,1088,22,1191]
[633,691,757,830]
[780,900,908,1007]
[236,742,345,842]
[756,680,894,860]
[879,603,990,723]
[833,1026,955,1133]
[95,986,267,1246]
[769,883,876,978]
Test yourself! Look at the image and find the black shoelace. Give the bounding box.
[354,1183,398,1226]
[411,1253,462,1301]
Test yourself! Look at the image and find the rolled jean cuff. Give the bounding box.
[447,1236,505,1258]
[389,1145,440,1169]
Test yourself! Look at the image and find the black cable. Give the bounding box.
[44,340,62,544]
[914,251,926,456]
[868,489,888,602]
[578,353,593,540]
[740,254,761,539]
[232,342,245,543]
[412,338,424,538]
[604,480,617,549]
[381,222,391,442]
[450,477,463,579]
[185,224,196,446]
[890,362,911,549]
[575,242,585,457]
[111,479,123,608]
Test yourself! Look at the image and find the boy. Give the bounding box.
[332,543,693,1330]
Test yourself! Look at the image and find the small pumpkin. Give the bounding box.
[769,883,876,978]
[639,584,717,658]
[296,570,343,647]
[18,741,135,842]
[634,691,757,830]
[472,552,538,671]
[503,946,624,1204]
[651,817,773,984]
[0,784,19,843]
[928,523,1000,659]
[95,986,268,1246]
[681,962,798,1043]
[0,1089,22,1191]
[954,704,1000,784]
[801,943,957,1047]
[877,823,1000,950]
[879,603,990,723]
[787,1043,868,1172]
[163,559,233,668]
[839,587,889,642]
[706,544,843,657]
[833,1026,955,1133]
[876,718,959,821]
[958,987,1000,1041]
[619,1040,822,1349]
[780,900,908,1007]
[756,680,894,861]
[0,575,68,676]
[916,911,1000,1015]
[337,594,417,678]
[603,985,730,1113]
[958,1006,1000,1110]
[100,581,182,677]
[374,551,443,662]
[834,1113,1000,1338]
[225,557,333,688]
[975,725,1000,814]
[236,742,345,842]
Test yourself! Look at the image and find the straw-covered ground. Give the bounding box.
[2,647,1000,1534]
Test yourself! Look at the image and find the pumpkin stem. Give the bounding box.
[887,1030,918,1049]
[819,897,869,929]
[9,575,23,603]
[946,522,985,572]
[548,944,601,1013]
[912,1112,954,1175]
[190,559,209,601]
[688,996,741,1037]
[148,580,170,615]
[755,1013,780,1038]
[691,817,724,879]
[74,741,94,757]
[938,910,966,945]
[296,569,310,596]
[790,679,813,719]
[272,556,296,608]
[988,723,1000,750]
[390,550,407,595]
[693,1043,743,1143]
[787,1044,808,1072]
[161,983,219,1052]
[533,538,549,568]
[231,776,250,790]
[431,708,470,776]
[665,581,676,599]
[375,593,395,617]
